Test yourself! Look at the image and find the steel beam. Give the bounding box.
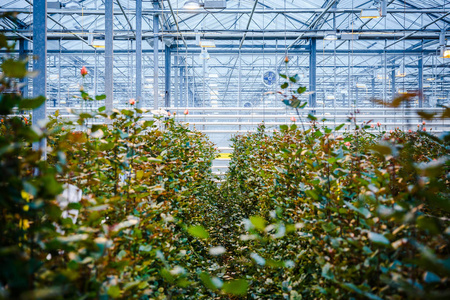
[391,67,396,98]
[32,0,47,156]
[4,31,448,41]
[288,0,338,49]
[418,55,423,108]
[153,1,159,109]
[105,0,114,113]
[165,46,171,107]
[239,0,259,50]
[15,49,441,55]
[174,56,179,107]
[2,8,449,15]
[309,38,317,108]
[136,0,143,108]
[19,38,28,98]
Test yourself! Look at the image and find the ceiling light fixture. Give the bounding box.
[199,48,210,60]
[183,0,202,9]
[324,33,338,41]
[91,39,105,48]
[360,8,381,19]
[199,39,216,48]
[441,46,450,58]
[396,62,407,77]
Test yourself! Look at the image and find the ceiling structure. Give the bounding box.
[0,0,449,109]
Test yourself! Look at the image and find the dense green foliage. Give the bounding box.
[215,122,450,299]
[1,14,450,299]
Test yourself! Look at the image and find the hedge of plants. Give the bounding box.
[1,14,450,299]
[215,121,450,299]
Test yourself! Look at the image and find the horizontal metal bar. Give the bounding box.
[1,8,449,15]
[2,49,440,55]
[162,107,446,111]
[3,31,447,41]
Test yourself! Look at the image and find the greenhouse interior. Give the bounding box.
[1,0,450,299]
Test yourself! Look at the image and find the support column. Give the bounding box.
[136,0,143,108]
[418,55,423,108]
[32,0,47,155]
[309,38,317,108]
[19,39,28,97]
[238,51,242,107]
[174,56,179,107]
[391,62,396,98]
[180,64,184,107]
[164,46,171,107]
[153,1,159,109]
[371,76,375,107]
[105,0,113,112]
[202,58,206,107]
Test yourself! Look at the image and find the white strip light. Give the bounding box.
[360,8,381,19]
[200,39,216,48]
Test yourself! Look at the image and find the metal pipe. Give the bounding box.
[165,46,171,107]
[166,0,188,48]
[239,0,259,50]
[2,8,449,15]
[105,0,114,113]
[116,0,135,35]
[174,55,179,107]
[418,54,423,107]
[309,38,316,108]
[32,0,47,157]
[153,1,159,109]
[288,0,338,49]
[136,0,143,108]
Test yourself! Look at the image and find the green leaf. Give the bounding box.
[2,58,27,78]
[222,279,248,296]
[290,99,301,108]
[187,225,209,239]
[91,124,106,132]
[335,123,345,131]
[314,130,323,138]
[280,124,288,131]
[79,113,93,119]
[143,120,155,128]
[345,201,371,218]
[95,94,107,100]
[0,34,7,49]
[19,96,46,110]
[98,106,106,112]
[107,286,121,298]
[281,82,289,89]
[297,86,307,94]
[160,268,175,283]
[417,216,440,235]
[250,216,266,230]
[289,76,297,83]
[368,232,390,246]
[199,272,218,291]
[307,114,317,121]
[279,74,287,79]
[370,144,392,156]
[321,262,334,280]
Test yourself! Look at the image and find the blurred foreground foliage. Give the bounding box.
[1,14,450,299]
